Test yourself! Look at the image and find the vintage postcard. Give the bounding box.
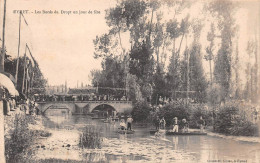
[0,0,259,163]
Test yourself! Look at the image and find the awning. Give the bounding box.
[0,73,19,96]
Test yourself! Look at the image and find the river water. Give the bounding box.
[36,114,260,163]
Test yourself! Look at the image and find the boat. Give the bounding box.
[117,130,135,134]
[166,131,207,135]
[150,130,207,136]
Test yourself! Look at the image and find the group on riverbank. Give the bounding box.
[153,115,205,133]
[2,86,41,116]
[131,100,259,137]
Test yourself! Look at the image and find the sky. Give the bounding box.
[0,0,118,87]
[0,0,259,88]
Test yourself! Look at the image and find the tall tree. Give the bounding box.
[208,0,237,102]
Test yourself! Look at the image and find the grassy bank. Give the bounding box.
[5,114,51,163]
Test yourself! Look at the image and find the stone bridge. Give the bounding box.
[37,101,133,115]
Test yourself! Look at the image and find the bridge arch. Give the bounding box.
[91,104,116,117]
[43,104,71,116]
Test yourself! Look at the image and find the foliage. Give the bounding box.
[189,104,212,128]
[126,74,143,102]
[90,57,125,94]
[156,103,191,127]
[5,114,38,163]
[93,34,119,59]
[129,41,154,82]
[90,0,257,110]
[151,67,169,105]
[208,0,237,100]
[207,83,224,105]
[79,126,103,149]
[131,101,152,122]
[214,103,259,136]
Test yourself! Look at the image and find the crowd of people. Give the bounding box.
[34,94,128,102]
[2,95,40,117]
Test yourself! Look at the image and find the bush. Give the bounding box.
[214,103,259,136]
[79,126,103,149]
[157,103,190,127]
[189,104,212,128]
[5,114,38,163]
[131,101,151,122]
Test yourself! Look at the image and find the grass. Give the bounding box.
[5,114,52,163]
[79,126,103,149]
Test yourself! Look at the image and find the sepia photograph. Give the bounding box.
[0,0,260,162]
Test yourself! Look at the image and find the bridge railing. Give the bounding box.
[34,94,130,103]
[37,100,132,104]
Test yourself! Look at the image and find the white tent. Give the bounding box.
[0,73,19,96]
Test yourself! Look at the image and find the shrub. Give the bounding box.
[189,104,212,128]
[5,114,38,163]
[131,101,151,122]
[79,126,103,149]
[214,103,259,136]
[158,103,190,127]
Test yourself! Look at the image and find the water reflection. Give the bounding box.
[41,112,260,163]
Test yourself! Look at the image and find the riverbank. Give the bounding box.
[205,126,260,143]
[140,123,260,144]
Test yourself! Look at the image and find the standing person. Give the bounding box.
[198,116,205,132]
[127,115,134,130]
[154,116,160,131]
[172,117,179,133]
[160,117,166,129]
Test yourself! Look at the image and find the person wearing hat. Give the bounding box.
[154,115,160,131]
[126,115,134,130]
[172,117,179,132]
[180,118,189,132]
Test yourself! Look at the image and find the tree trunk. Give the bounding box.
[177,34,185,58]
[186,35,189,105]
[172,39,176,100]
[254,33,258,101]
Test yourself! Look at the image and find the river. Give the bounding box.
[34,113,260,163]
